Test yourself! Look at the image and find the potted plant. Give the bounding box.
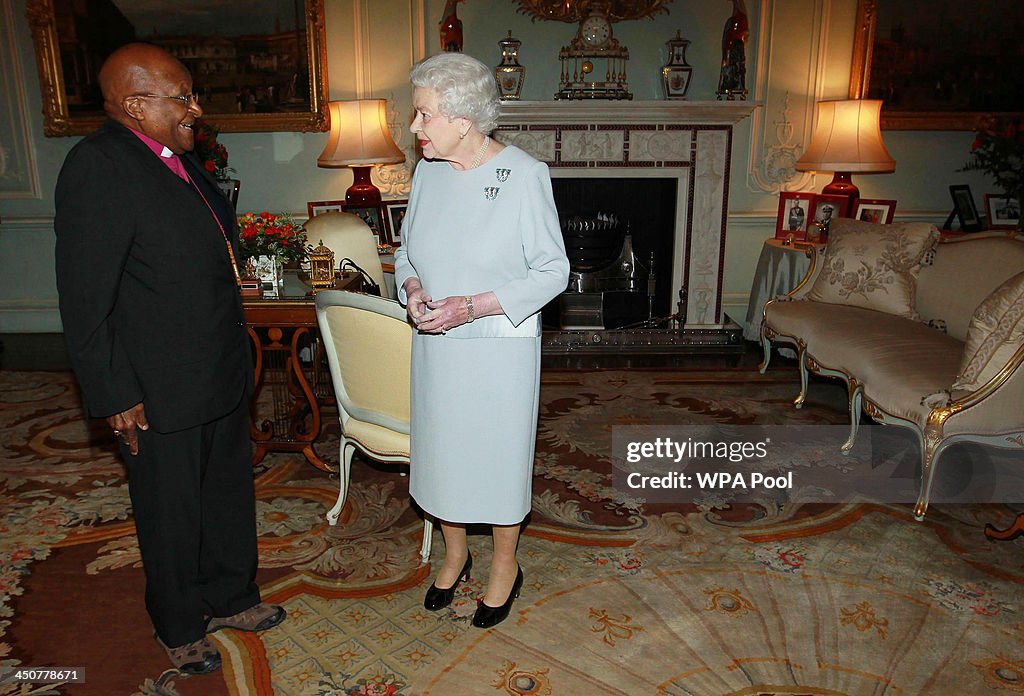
[962,118,1024,232]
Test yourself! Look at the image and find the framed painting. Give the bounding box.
[217,179,240,210]
[382,199,408,245]
[806,194,848,242]
[775,192,815,242]
[343,204,385,242]
[853,198,897,225]
[849,0,1024,130]
[25,0,329,136]
[948,186,982,231]
[306,200,344,219]
[984,194,1020,229]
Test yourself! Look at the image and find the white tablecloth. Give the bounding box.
[743,238,818,343]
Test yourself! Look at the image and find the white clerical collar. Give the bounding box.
[160,146,174,158]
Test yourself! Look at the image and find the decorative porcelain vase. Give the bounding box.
[251,255,284,298]
[496,30,526,100]
[662,30,693,100]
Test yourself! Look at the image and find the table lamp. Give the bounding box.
[795,99,895,206]
[317,99,405,207]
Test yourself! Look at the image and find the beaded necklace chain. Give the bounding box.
[466,136,490,170]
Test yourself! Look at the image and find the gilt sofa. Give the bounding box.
[759,219,1024,520]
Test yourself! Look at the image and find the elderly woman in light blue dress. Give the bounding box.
[394,53,569,629]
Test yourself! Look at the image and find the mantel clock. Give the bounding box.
[513,0,673,101]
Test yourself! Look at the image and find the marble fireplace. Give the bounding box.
[495,100,754,352]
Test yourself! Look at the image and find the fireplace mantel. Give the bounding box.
[498,100,756,126]
[495,100,754,331]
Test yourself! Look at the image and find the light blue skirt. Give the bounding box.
[409,332,541,525]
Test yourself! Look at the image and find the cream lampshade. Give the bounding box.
[795,99,895,205]
[317,99,405,207]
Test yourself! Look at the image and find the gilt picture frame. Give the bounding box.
[25,0,329,136]
[849,0,1024,130]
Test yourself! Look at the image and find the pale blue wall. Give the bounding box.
[0,0,996,332]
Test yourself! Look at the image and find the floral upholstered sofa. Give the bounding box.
[759,219,1024,520]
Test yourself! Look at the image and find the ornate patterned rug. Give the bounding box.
[1,369,1021,696]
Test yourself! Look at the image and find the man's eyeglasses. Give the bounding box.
[134,93,200,106]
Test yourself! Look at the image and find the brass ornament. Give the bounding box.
[306,240,336,292]
[514,1,674,101]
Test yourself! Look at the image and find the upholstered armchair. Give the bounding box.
[315,290,432,563]
[304,212,390,298]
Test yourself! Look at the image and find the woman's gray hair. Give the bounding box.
[410,53,500,135]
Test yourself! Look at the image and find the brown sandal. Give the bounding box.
[207,602,286,634]
[155,635,221,675]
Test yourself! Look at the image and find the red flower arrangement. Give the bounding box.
[193,122,233,181]
[962,117,1024,202]
[237,211,308,263]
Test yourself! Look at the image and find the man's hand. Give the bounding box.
[106,402,149,455]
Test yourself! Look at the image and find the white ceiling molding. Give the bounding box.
[747,0,832,194]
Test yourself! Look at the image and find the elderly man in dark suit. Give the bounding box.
[55,43,284,675]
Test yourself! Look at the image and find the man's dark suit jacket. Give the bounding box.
[55,119,251,433]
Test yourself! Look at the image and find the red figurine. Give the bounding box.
[440,0,464,53]
[717,0,749,100]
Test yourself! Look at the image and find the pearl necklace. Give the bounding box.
[466,136,490,170]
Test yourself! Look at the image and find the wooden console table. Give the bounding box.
[243,272,361,471]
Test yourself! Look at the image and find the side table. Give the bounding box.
[243,271,361,471]
[744,238,821,343]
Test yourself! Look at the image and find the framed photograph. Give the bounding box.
[343,204,386,241]
[26,0,329,136]
[775,192,816,241]
[985,194,1021,229]
[306,200,345,219]
[382,199,409,245]
[849,0,1024,130]
[853,198,897,225]
[948,186,983,231]
[217,179,240,210]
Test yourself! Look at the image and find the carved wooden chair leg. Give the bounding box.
[913,425,945,521]
[842,380,863,454]
[326,438,355,526]
[985,513,1024,542]
[758,324,772,374]
[794,346,809,409]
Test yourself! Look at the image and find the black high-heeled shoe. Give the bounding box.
[471,565,523,629]
[423,552,472,611]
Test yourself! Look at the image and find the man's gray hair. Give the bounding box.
[410,53,500,135]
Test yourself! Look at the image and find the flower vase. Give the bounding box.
[251,255,284,298]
